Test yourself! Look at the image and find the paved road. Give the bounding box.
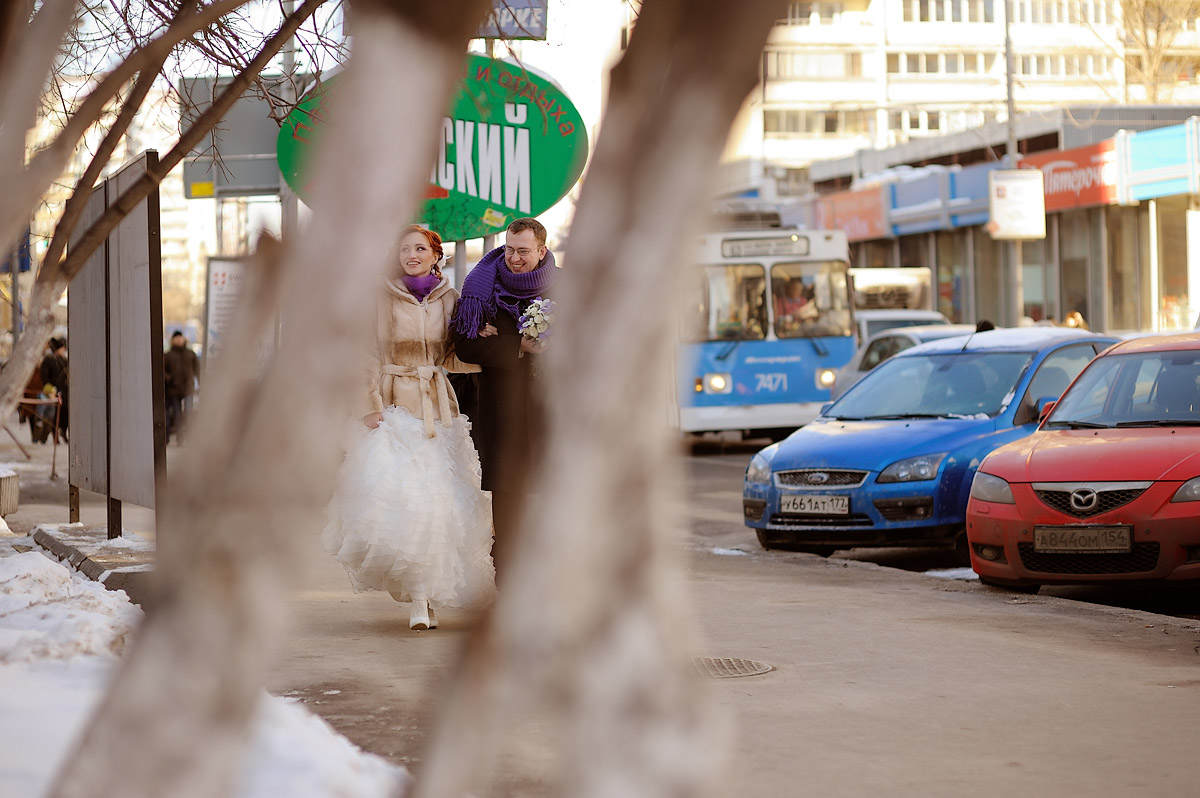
[262,443,1200,797]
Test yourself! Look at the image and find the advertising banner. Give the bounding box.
[1020,141,1116,212]
[814,186,887,242]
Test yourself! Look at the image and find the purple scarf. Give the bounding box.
[451,246,558,338]
[401,272,441,302]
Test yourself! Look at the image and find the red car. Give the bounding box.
[966,333,1200,593]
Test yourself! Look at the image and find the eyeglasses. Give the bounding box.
[505,247,537,257]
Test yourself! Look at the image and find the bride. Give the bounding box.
[323,225,495,630]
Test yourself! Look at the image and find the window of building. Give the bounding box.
[778,1,843,24]
[888,53,901,73]
[1020,55,1033,75]
[907,53,920,72]
[920,0,931,21]
[928,111,941,131]
[964,52,979,72]
[764,108,872,137]
[983,53,997,73]
[926,53,941,73]
[945,53,961,73]
[765,50,864,79]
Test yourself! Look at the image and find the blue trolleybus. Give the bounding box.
[676,227,855,437]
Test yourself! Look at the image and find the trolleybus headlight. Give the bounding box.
[969,471,1015,504]
[816,368,837,389]
[702,372,732,394]
[878,452,947,483]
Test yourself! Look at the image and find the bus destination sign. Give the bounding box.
[721,235,810,259]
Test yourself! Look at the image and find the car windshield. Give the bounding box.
[1046,350,1200,428]
[829,351,1033,419]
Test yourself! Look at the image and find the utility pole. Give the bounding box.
[1004,0,1023,327]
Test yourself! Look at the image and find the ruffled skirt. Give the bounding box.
[322,406,496,609]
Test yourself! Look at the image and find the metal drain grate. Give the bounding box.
[692,657,773,679]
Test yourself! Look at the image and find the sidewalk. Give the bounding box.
[0,413,157,605]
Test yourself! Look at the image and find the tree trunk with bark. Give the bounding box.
[49,1,491,796]
[414,2,789,797]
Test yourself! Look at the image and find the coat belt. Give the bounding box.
[380,364,452,438]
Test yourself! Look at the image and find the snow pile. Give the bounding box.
[0,544,411,798]
[0,550,141,662]
[235,697,413,798]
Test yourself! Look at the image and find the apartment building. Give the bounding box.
[720,0,1200,198]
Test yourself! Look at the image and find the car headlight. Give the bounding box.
[816,368,836,389]
[746,447,777,485]
[1171,476,1200,503]
[700,372,732,394]
[877,453,947,483]
[970,471,1015,504]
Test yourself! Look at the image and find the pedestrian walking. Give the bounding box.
[322,225,495,631]
[37,337,68,443]
[450,217,558,580]
[163,330,199,443]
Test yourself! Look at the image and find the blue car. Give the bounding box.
[743,327,1119,556]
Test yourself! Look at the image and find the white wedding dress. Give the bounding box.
[322,406,496,610]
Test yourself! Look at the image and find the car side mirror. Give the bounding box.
[1037,398,1057,420]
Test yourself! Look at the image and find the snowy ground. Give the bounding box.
[0,533,412,798]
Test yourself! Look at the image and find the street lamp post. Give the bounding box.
[1004,0,1023,327]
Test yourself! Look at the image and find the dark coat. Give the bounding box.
[163,343,199,399]
[451,307,544,493]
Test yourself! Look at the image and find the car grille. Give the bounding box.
[769,513,874,528]
[775,469,867,488]
[1016,542,1160,575]
[1034,487,1147,519]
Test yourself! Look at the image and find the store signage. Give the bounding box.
[478,0,548,39]
[987,170,1046,240]
[815,186,887,242]
[276,54,588,241]
[1021,141,1116,212]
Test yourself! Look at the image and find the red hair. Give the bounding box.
[399,225,444,274]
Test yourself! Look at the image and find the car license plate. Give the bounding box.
[780,494,848,515]
[1033,525,1131,554]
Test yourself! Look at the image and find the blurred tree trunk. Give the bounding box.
[414,1,789,797]
[48,1,491,796]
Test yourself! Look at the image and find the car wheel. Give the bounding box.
[979,575,1040,595]
[755,530,773,550]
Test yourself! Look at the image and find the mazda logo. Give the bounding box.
[807,472,830,484]
[1069,489,1099,511]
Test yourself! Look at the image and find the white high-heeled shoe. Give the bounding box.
[410,600,431,630]
[410,600,440,630]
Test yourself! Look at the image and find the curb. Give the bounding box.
[32,525,155,607]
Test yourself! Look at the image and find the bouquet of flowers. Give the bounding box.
[518,297,555,348]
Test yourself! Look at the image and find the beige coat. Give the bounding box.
[363,277,479,437]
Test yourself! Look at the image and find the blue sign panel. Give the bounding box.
[890,171,948,236]
[1125,122,1194,201]
[478,0,548,40]
[949,162,997,228]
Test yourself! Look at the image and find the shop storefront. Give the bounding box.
[790,114,1200,332]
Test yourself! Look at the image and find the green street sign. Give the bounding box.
[276,54,589,241]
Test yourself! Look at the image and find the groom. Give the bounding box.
[451,217,558,578]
